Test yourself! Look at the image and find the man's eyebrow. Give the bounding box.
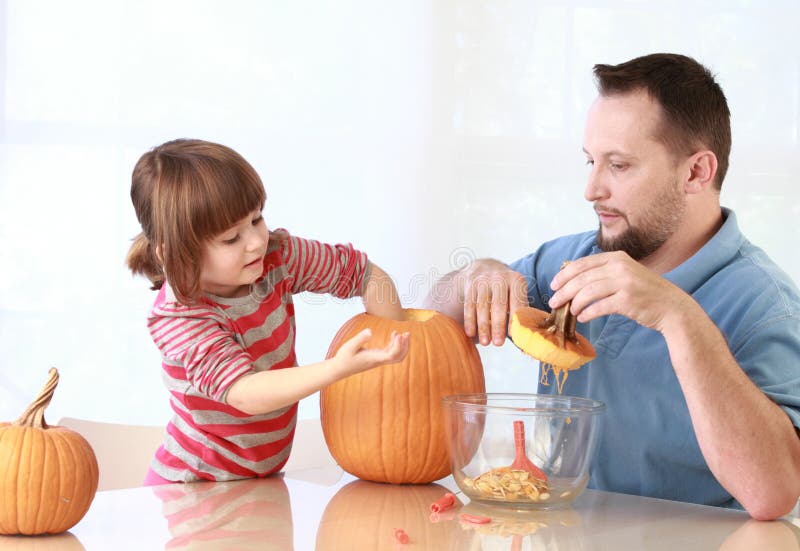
[582,147,636,159]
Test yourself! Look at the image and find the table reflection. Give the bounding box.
[152,476,293,550]
[454,501,584,551]
[316,479,462,550]
[718,518,800,550]
[0,531,86,550]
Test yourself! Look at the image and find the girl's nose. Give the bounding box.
[245,226,267,251]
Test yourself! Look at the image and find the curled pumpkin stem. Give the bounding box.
[15,367,59,429]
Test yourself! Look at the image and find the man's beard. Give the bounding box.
[595,179,686,261]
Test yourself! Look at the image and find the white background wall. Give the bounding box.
[1,0,798,428]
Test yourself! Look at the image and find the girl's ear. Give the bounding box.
[155,244,164,265]
[685,150,718,194]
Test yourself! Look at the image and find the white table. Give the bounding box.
[3,465,798,550]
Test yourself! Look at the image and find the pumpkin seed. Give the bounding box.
[464,466,550,503]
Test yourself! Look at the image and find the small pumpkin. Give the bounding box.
[320,308,485,484]
[0,368,99,536]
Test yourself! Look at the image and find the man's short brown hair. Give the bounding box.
[593,53,731,190]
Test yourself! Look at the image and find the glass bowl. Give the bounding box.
[442,393,605,509]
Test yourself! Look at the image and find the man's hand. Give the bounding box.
[548,251,694,332]
[461,260,529,346]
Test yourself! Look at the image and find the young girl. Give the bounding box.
[126,138,409,485]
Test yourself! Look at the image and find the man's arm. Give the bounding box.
[663,299,800,520]
[549,251,800,520]
[423,259,529,346]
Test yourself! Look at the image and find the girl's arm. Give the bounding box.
[362,262,405,321]
[225,329,409,415]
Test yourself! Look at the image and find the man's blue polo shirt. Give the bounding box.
[509,208,800,508]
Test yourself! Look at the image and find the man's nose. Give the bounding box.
[584,166,609,203]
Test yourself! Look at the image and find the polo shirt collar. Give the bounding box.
[663,207,745,293]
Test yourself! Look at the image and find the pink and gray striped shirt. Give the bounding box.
[147,229,370,483]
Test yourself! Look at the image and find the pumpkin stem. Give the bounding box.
[540,261,579,349]
[541,301,579,349]
[14,367,59,429]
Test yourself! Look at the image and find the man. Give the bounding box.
[426,53,800,520]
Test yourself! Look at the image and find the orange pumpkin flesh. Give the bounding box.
[509,306,595,370]
[0,369,99,536]
[509,305,596,394]
[320,309,485,484]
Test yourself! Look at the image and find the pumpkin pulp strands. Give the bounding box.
[509,299,596,395]
[539,300,582,395]
[508,261,596,395]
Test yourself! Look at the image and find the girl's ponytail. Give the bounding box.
[126,232,165,290]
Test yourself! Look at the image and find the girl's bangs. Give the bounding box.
[191,157,266,240]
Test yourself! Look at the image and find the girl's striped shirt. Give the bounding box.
[147,229,370,482]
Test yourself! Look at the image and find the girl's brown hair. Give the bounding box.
[126,138,269,304]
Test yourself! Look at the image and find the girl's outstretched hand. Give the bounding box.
[333,329,410,376]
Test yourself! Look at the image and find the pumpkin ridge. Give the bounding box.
[373,318,396,482]
[19,425,36,534]
[48,429,73,533]
[34,428,53,534]
[415,314,440,482]
[34,428,55,534]
[435,317,463,480]
[327,370,343,475]
[438,321,460,477]
[75,431,99,524]
[55,427,95,533]
[335,346,348,473]
[326,319,356,478]
[4,428,23,533]
[372,323,386,482]
[344,365,358,477]
[48,430,75,534]
[370,321,387,483]
[398,318,415,483]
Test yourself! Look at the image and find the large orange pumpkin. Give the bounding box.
[320,309,485,484]
[0,368,99,536]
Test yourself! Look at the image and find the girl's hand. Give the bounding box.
[333,329,410,377]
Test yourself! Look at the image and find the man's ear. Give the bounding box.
[685,150,718,194]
